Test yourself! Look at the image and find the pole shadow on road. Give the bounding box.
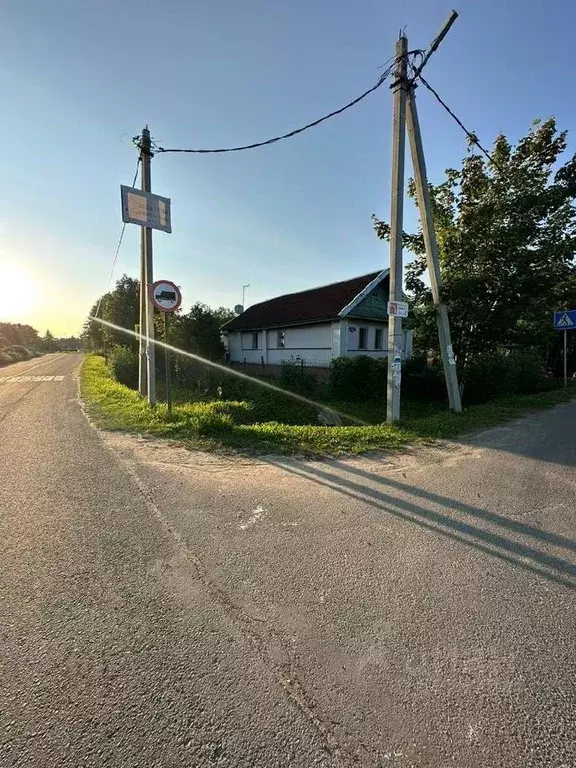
[266,460,576,591]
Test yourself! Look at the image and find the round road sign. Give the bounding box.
[150,280,182,312]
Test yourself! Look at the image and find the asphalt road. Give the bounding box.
[1,353,575,767]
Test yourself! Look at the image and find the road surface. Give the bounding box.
[1,353,575,767]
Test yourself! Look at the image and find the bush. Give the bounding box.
[108,346,139,390]
[402,358,447,402]
[280,358,318,395]
[462,350,552,404]
[330,356,388,402]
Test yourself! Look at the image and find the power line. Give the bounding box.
[417,75,500,169]
[94,155,142,318]
[154,53,422,155]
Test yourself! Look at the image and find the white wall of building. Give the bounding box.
[225,320,411,366]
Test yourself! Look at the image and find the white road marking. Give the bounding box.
[239,505,266,530]
[0,375,66,384]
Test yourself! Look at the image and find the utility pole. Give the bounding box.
[386,35,408,423]
[406,85,462,411]
[140,126,156,405]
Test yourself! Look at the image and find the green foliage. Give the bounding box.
[462,350,554,404]
[0,323,41,350]
[82,355,576,456]
[0,344,33,366]
[373,117,576,374]
[280,358,318,395]
[108,346,139,390]
[401,359,447,402]
[330,356,388,402]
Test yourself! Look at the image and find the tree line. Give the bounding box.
[373,117,576,386]
[82,275,234,386]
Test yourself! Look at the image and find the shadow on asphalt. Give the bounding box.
[266,459,576,591]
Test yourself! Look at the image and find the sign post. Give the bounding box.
[553,310,576,388]
[151,280,182,413]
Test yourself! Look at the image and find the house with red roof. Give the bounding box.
[222,270,412,369]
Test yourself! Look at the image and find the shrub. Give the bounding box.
[462,350,552,404]
[194,411,234,436]
[0,352,12,367]
[280,358,318,395]
[402,358,447,402]
[330,356,387,402]
[108,346,139,390]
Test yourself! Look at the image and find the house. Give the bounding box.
[222,270,412,370]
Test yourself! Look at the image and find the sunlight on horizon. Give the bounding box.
[0,261,40,322]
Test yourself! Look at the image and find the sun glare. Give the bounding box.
[0,261,39,320]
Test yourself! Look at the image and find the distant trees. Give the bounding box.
[373,117,576,377]
[0,323,41,349]
[0,322,42,366]
[82,275,234,380]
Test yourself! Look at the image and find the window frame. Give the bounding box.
[358,327,368,351]
[374,328,383,350]
[251,331,259,350]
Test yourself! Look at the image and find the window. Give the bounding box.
[251,332,259,350]
[277,330,286,348]
[358,327,368,350]
[374,328,383,350]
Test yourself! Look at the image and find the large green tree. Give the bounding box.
[82,275,139,352]
[374,118,576,372]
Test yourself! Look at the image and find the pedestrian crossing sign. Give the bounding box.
[554,310,576,330]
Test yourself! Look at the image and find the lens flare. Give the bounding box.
[90,315,368,426]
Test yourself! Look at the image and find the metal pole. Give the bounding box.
[164,312,172,413]
[406,86,462,412]
[564,329,568,388]
[386,36,408,423]
[141,126,156,405]
[242,284,250,309]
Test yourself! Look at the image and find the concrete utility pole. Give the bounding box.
[140,126,156,405]
[386,35,408,423]
[406,86,462,412]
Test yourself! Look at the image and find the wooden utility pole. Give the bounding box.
[140,126,156,405]
[386,35,408,423]
[406,86,462,411]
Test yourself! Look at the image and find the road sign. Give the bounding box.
[387,300,409,318]
[121,185,172,233]
[150,280,182,312]
[554,310,576,330]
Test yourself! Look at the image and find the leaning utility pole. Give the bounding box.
[406,86,462,412]
[386,35,408,423]
[139,126,156,405]
[385,11,460,422]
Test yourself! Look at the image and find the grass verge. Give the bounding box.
[81,355,576,457]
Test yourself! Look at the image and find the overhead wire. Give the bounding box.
[154,52,423,155]
[93,154,142,319]
[417,75,501,169]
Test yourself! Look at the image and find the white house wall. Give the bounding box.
[226,321,411,366]
[267,323,332,366]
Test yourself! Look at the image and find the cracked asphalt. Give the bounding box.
[1,353,575,767]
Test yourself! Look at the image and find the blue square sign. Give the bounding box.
[554,310,576,330]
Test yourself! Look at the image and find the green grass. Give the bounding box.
[81,355,576,457]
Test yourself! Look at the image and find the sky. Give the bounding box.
[1,0,575,336]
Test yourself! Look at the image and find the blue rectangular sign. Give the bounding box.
[554,310,576,330]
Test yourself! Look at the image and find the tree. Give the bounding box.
[0,323,41,349]
[171,303,233,361]
[373,118,576,373]
[82,275,139,353]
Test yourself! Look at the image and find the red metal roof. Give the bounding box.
[223,271,384,331]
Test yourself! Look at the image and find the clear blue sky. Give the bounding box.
[1,0,575,335]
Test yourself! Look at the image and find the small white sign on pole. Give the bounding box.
[387,300,409,318]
